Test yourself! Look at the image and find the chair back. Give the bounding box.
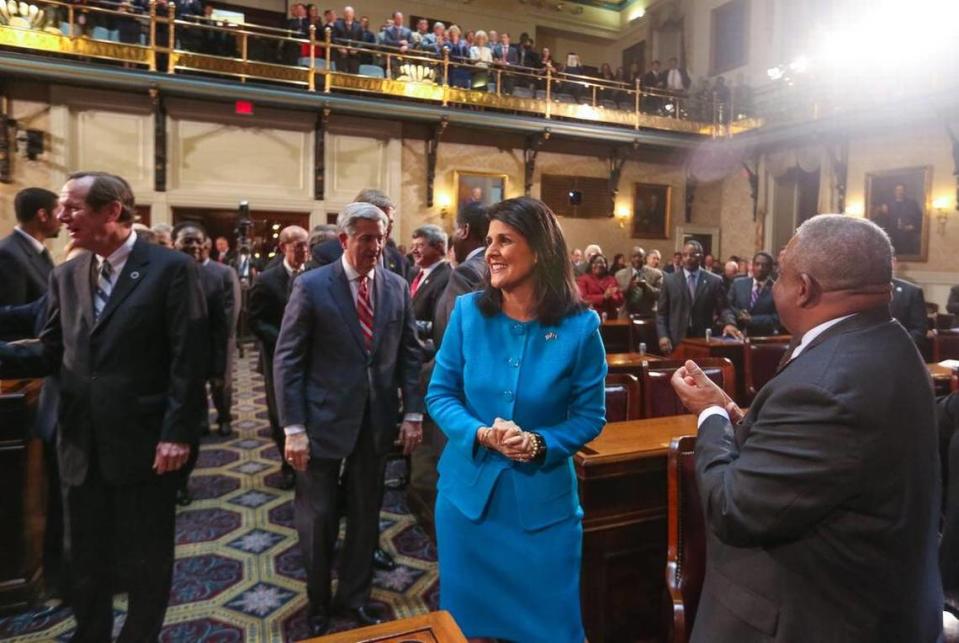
[605,373,641,422]
[743,336,790,402]
[630,317,660,353]
[599,320,631,354]
[641,358,735,419]
[666,435,706,643]
[934,330,959,362]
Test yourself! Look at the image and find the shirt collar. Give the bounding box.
[283,258,302,276]
[466,246,485,262]
[791,313,857,360]
[341,253,374,281]
[416,259,445,279]
[753,277,770,290]
[14,226,46,254]
[96,229,137,268]
[683,267,699,279]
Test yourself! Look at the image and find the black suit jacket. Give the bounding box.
[332,18,363,45]
[199,263,228,379]
[410,261,451,325]
[0,239,208,485]
[890,278,928,350]
[311,238,410,280]
[656,268,727,346]
[948,285,959,315]
[0,231,53,309]
[721,276,780,336]
[247,263,291,356]
[0,295,46,340]
[693,309,943,642]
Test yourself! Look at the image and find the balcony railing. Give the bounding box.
[0,0,762,137]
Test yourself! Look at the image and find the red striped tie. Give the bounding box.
[357,275,374,351]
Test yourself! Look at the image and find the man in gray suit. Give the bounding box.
[615,246,662,318]
[202,237,242,435]
[274,202,423,635]
[672,215,943,642]
[656,240,732,354]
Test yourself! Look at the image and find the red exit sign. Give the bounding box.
[235,100,254,115]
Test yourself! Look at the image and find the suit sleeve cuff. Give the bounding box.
[284,424,306,436]
[697,406,729,429]
[403,413,423,423]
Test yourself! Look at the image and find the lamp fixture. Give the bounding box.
[437,192,452,219]
[934,196,952,235]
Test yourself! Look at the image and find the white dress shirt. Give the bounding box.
[95,229,137,290]
[697,313,857,428]
[667,68,685,91]
[413,258,445,285]
[284,255,420,437]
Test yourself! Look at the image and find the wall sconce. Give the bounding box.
[845,201,864,217]
[437,192,452,219]
[614,205,631,229]
[934,196,953,235]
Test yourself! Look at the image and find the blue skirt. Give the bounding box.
[435,469,585,642]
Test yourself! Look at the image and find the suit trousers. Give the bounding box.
[259,346,290,474]
[208,336,236,426]
[294,410,386,614]
[63,460,178,643]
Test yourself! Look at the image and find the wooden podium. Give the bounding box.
[303,611,467,642]
[0,378,46,613]
[576,415,697,643]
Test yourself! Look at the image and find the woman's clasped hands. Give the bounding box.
[477,417,534,462]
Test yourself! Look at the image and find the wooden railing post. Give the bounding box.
[67,3,75,38]
[545,67,552,119]
[634,79,640,130]
[323,26,332,92]
[147,0,156,71]
[442,48,450,106]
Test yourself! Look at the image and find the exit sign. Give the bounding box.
[235,100,254,115]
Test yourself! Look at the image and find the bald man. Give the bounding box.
[672,215,942,642]
[248,225,309,490]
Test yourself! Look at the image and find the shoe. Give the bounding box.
[307,612,330,636]
[372,547,395,571]
[176,488,193,506]
[337,604,383,626]
[199,425,211,437]
[217,422,232,437]
[384,476,407,490]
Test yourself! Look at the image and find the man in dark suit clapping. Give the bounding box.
[0,172,207,641]
[721,251,780,336]
[247,225,309,491]
[672,214,943,642]
[274,202,422,635]
[656,240,730,354]
[0,187,60,314]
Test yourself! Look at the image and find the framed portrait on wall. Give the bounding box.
[454,171,507,211]
[632,183,671,239]
[864,166,931,262]
[675,225,720,258]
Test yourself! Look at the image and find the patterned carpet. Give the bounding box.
[0,346,439,642]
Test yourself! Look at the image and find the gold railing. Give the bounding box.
[0,0,762,136]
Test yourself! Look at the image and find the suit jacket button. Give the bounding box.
[503,390,514,401]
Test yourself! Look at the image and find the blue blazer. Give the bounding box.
[427,293,607,531]
[273,259,423,458]
[722,276,780,336]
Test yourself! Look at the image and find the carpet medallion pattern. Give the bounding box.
[0,347,438,641]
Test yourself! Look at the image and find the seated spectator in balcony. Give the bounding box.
[516,34,540,69]
[598,62,616,101]
[382,11,411,53]
[333,5,363,74]
[446,25,471,88]
[322,8,336,32]
[627,61,642,87]
[578,254,623,320]
[469,30,493,90]
[641,59,664,113]
[421,20,445,52]
[411,18,429,48]
[488,30,499,50]
[711,75,732,122]
[358,16,376,64]
[465,30,475,46]
[306,5,321,35]
[664,57,690,94]
[116,0,143,45]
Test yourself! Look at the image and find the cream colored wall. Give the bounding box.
[843,122,959,309]
[686,0,776,86]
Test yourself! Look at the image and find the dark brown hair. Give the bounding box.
[68,171,135,223]
[477,197,585,326]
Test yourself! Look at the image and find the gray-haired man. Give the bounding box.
[273,201,423,635]
[409,224,451,344]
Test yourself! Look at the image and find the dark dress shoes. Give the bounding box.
[307,612,330,636]
[280,468,296,490]
[339,604,383,626]
[176,488,193,506]
[217,422,232,437]
[373,547,395,570]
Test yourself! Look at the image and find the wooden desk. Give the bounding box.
[576,415,697,643]
[0,378,45,613]
[606,352,663,373]
[303,611,467,642]
[929,363,959,395]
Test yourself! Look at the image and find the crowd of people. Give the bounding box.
[43,0,746,120]
[0,176,953,641]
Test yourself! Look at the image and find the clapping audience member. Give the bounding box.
[720,251,780,337]
[427,196,606,642]
[616,247,662,318]
[577,253,623,319]
[469,30,493,89]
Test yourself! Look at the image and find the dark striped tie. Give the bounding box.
[356,275,373,351]
[94,259,113,321]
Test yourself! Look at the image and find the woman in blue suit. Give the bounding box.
[427,197,607,642]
